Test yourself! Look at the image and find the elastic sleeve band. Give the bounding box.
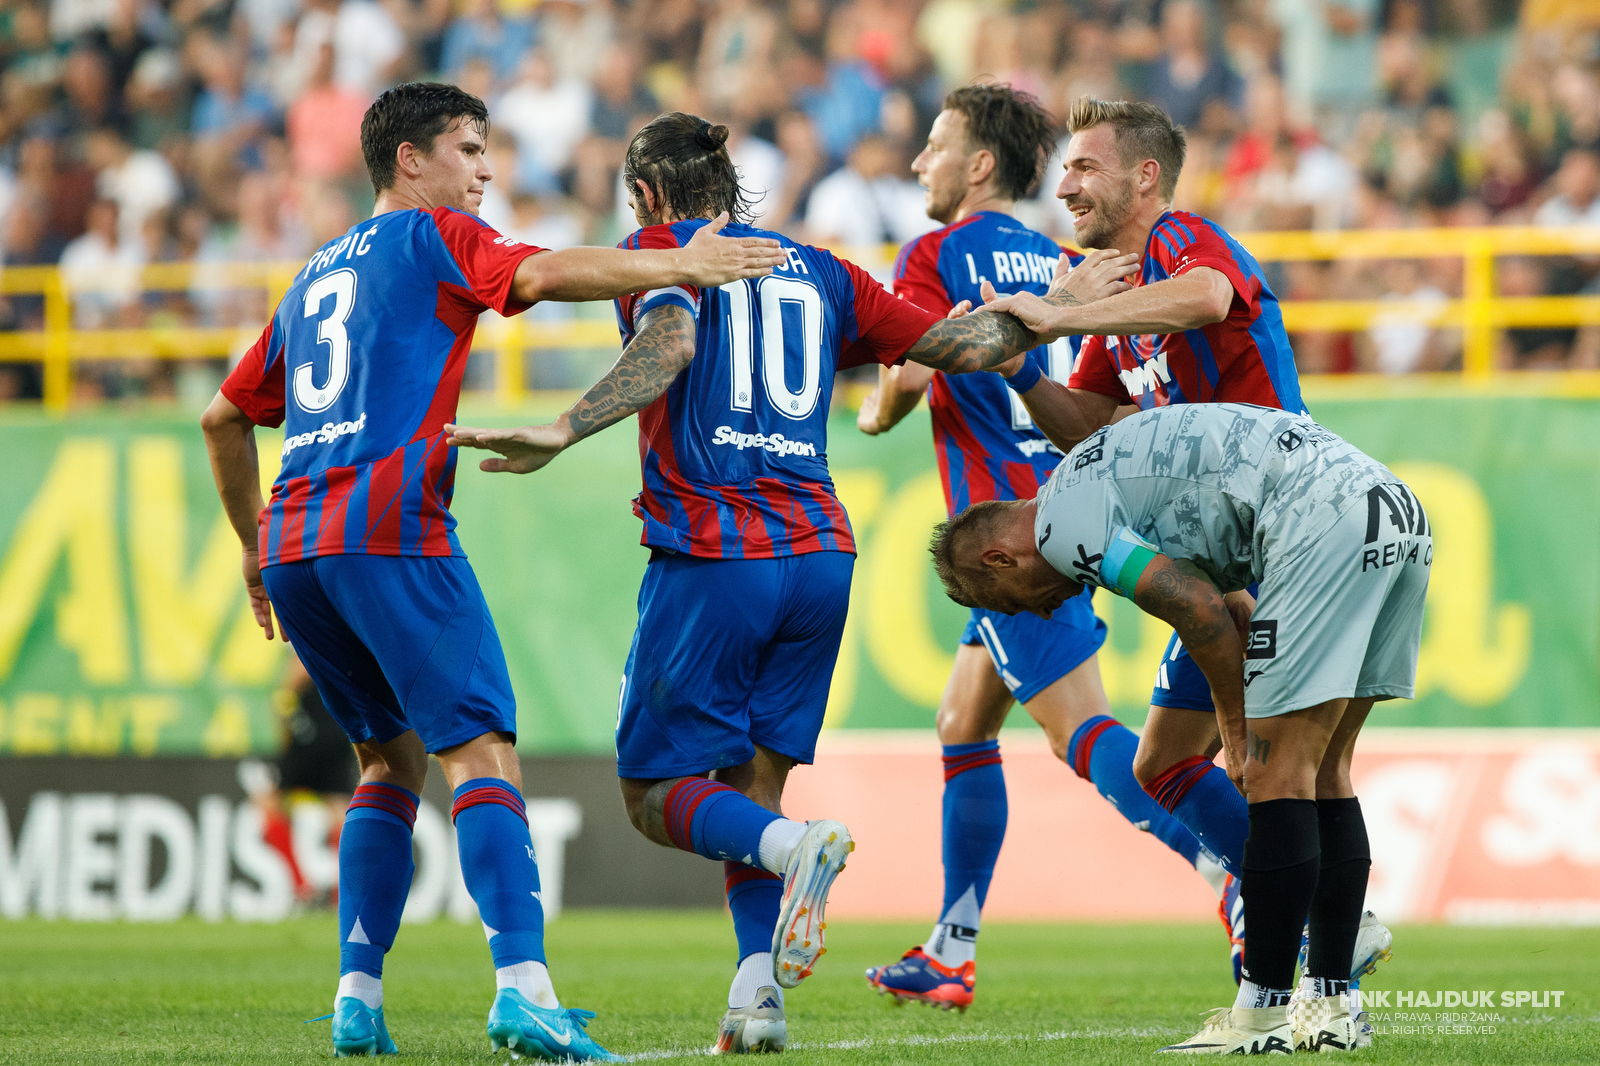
[1005,358,1043,393]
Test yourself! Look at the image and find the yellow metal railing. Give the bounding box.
[4,227,1600,411]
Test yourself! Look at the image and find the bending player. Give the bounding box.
[201,83,788,1060]
[855,84,1233,1010]
[929,403,1430,1054]
[448,112,1067,1054]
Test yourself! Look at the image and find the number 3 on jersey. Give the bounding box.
[722,276,823,420]
[295,268,357,413]
[1010,338,1074,431]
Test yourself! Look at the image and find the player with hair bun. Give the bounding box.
[449,109,1087,1054]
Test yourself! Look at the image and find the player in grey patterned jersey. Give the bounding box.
[928,404,1431,1055]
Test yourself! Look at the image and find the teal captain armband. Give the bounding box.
[1100,526,1160,597]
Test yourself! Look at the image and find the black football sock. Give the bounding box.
[1240,798,1320,997]
[1306,796,1370,994]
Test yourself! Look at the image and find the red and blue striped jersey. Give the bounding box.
[1068,210,1305,414]
[221,206,545,566]
[616,220,942,558]
[892,210,1084,518]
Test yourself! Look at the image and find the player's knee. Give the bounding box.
[934,701,997,746]
[1130,745,1164,788]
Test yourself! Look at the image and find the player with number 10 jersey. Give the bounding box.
[447,112,1062,1053]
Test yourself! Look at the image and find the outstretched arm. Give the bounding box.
[446,303,696,473]
[981,266,1236,345]
[510,214,786,305]
[903,300,1046,374]
[1132,554,1246,788]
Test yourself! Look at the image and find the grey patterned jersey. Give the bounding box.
[1033,403,1394,595]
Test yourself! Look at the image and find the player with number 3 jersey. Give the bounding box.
[203,84,790,1061]
[448,111,1073,1055]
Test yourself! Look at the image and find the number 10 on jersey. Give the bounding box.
[722,277,824,421]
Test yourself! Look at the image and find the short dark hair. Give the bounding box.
[361,82,490,193]
[943,83,1059,200]
[928,500,1010,609]
[624,112,755,224]
[1067,96,1187,200]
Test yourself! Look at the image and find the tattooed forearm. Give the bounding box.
[1138,562,1232,647]
[566,304,697,440]
[905,308,1041,374]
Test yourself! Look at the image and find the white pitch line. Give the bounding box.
[617,1025,1184,1062]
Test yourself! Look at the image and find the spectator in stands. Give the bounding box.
[86,124,179,247]
[1146,0,1241,130]
[439,0,536,83]
[60,198,144,330]
[497,48,593,193]
[804,132,933,246]
[1534,148,1600,228]
[286,43,367,182]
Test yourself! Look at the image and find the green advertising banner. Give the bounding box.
[0,385,1593,757]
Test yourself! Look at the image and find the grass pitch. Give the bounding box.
[1,913,1595,1064]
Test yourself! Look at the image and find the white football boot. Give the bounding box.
[1289,978,1363,1053]
[772,819,853,988]
[1350,911,1393,978]
[1158,1006,1294,1054]
[711,986,786,1054]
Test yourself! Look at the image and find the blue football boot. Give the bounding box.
[486,987,619,1062]
[865,947,975,1011]
[331,997,397,1057]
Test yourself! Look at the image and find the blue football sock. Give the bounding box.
[940,740,1006,926]
[1145,755,1249,877]
[1067,715,1201,866]
[453,778,546,969]
[724,861,783,962]
[662,778,780,865]
[339,783,419,979]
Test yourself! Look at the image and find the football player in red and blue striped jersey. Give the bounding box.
[855,84,1233,1012]
[202,83,789,1061]
[979,98,1390,1002]
[448,111,1067,1053]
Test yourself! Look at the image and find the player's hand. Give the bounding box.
[1223,743,1247,794]
[987,353,1027,378]
[857,387,885,435]
[444,422,572,474]
[946,299,972,319]
[1055,248,1138,305]
[681,212,788,286]
[977,280,1067,342]
[1223,589,1256,647]
[242,547,275,640]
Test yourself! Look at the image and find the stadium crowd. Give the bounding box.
[0,0,1597,400]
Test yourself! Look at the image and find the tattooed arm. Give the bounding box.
[444,304,696,474]
[902,304,1046,374]
[1132,554,1248,790]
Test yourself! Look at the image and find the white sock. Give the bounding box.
[922,922,977,969]
[1195,850,1229,898]
[497,961,559,1010]
[1235,979,1292,1009]
[756,818,808,874]
[336,971,382,1010]
[728,952,781,1009]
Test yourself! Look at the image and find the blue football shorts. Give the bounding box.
[615,549,854,780]
[959,584,1107,704]
[1149,581,1262,711]
[261,554,517,753]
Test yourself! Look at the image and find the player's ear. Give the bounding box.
[1138,158,1162,198]
[634,180,659,218]
[978,546,1016,571]
[969,148,996,188]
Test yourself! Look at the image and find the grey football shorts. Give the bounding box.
[1243,482,1431,718]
